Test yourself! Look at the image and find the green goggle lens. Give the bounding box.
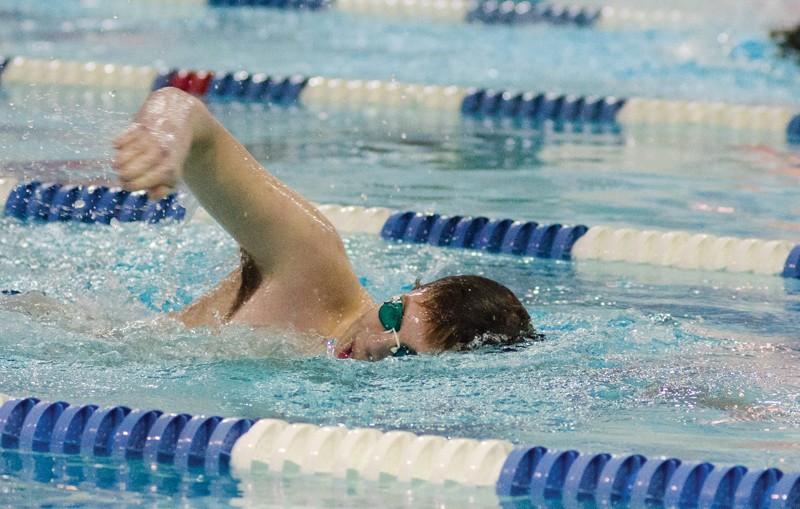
[379,297,417,358]
[378,298,404,332]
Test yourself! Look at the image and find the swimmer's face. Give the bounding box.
[335,290,435,361]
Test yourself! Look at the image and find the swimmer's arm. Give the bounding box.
[181,99,347,279]
[114,88,357,287]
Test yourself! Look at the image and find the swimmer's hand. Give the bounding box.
[117,87,359,300]
[112,88,211,200]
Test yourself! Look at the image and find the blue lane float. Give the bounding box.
[207,72,308,105]
[465,1,601,27]
[205,418,254,476]
[628,457,681,508]
[3,182,185,225]
[380,210,588,260]
[697,465,747,509]
[594,454,647,506]
[560,452,610,509]
[0,398,253,478]
[173,415,223,472]
[18,400,69,453]
[51,404,99,455]
[208,0,330,10]
[143,413,192,465]
[112,409,163,460]
[151,68,309,106]
[0,397,39,449]
[79,405,132,457]
[459,88,626,124]
[0,396,799,508]
[527,449,579,504]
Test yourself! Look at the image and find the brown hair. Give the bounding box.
[416,275,542,351]
[772,24,800,59]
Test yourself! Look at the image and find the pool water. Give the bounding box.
[1,1,800,507]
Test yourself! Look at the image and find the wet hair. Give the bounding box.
[415,275,542,352]
[226,248,262,320]
[772,24,800,60]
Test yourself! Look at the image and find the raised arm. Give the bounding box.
[113,87,355,286]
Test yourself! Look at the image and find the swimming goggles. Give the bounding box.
[378,297,417,357]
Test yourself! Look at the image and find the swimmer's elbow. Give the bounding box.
[144,86,197,113]
[144,87,214,143]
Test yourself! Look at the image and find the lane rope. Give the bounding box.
[0,394,798,507]
[2,56,797,140]
[3,179,799,280]
[132,0,702,30]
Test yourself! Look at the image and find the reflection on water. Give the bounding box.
[0,449,505,508]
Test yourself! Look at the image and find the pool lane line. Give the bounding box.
[0,57,157,90]
[148,67,800,140]
[4,178,800,280]
[135,0,702,31]
[2,56,799,142]
[1,180,186,225]
[0,395,798,508]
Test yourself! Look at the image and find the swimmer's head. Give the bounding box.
[772,24,800,59]
[335,275,541,361]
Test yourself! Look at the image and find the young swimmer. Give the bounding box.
[771,23,800,60]
[113,87,540,361]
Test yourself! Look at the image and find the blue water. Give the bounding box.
[1,1,800,507]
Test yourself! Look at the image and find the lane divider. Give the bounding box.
[2,181,185,224]
[2,56,798,140]
[0,395,798,507]
[0,57,156,90]
[3,179,800,280]
[161,0,699,30]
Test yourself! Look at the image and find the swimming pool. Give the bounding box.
[1,0,800,506]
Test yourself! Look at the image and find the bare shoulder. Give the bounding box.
[231,251,365,335]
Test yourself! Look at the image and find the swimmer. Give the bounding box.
[771,23,800,60]
[112,88,540,361]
